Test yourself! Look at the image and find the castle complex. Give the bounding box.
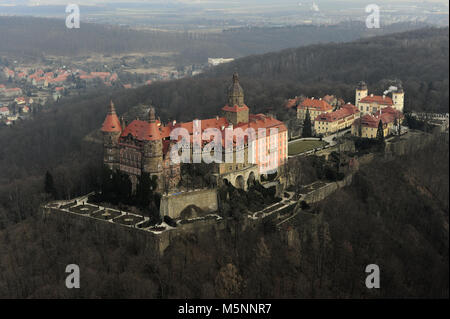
[101,73,288,193]
[355,81,404,114]
[353,81,404,138]
[287,81,405,137]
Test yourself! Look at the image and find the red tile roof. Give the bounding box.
[298,98,333,112]
[359,107,402,128]
[222,104,249,113]
[110,73,118,82]
[121,120,162,141]
[101,102,122,133]
[359,114,379,128]
[102,114,122,133]
[360,95,393,106]
[48,75,67,83]
[4,68,14,76]
[91,72,110,77]
[315,103,359,122]
[80,75,95,80]
[119,113,286,150]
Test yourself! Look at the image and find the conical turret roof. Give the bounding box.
[101,100,122,133]
[143,106,161,140]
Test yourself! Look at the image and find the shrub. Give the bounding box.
[163,215,177,227]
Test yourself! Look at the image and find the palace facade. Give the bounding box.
[101,73,288,193]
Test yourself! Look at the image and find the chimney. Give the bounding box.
[383,94,386,99]
[311,97,315,100]
[370,94,374,97]
[216,115,219,121]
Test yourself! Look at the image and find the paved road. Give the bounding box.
[323,128,351,146]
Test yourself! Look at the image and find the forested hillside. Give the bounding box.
[0,16,429,62]
[206,27,450,114]
[0,133,447,298]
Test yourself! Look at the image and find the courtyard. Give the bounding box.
[288,139,328,156]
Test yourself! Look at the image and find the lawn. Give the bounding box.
[288,139,327,156]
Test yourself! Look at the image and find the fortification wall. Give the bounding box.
[41,205,231,256]
[160,189,218,219]
[384,130,434,158]
[41,206,170,258]
[302,173,354,204]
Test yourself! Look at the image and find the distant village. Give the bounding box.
[0,65,148,126]
[0,56,236,127]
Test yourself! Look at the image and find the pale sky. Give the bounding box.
[2,0,448,5]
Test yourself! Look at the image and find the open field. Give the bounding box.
[288,139,327,156]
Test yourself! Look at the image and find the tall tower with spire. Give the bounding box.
[222,72,249,125]
[228,72,245,107]
[101,100,122,170]
[142,106,164,184]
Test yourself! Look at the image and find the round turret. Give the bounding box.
[101,100,122,170]
[355,81,368,109]
[357,81,368,90]
[142,106,164,190]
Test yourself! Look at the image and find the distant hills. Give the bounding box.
[0,16,432,63]
[132,26,448,121]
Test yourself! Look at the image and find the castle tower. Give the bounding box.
[222,72,249,125]
[355,81,368,109]
[142,106,164,188]
[392,85,405,113]
[101,100,122,170]
[228,72,245,107]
